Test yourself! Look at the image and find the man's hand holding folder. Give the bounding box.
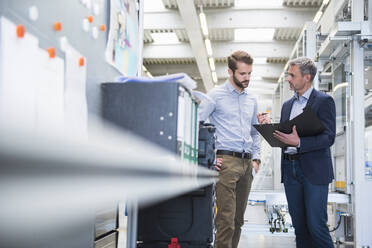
[254,107,325,148]
[273,125,300,147]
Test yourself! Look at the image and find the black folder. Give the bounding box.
[253,106,325,148]
[253,123,287,148]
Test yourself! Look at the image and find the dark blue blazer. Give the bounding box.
[280,89,336,185]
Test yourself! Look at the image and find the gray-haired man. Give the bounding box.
[258,57,335,248]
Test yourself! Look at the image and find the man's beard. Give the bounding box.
[233,74,249,89]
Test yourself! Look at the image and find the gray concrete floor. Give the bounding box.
[238,232,296,248]
[238,204,296,248]
[237,204,354,248]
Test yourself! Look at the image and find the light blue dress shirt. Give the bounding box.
[198,80,260,159]
[285,87,314,154]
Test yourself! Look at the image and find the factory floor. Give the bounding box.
[238,204,353,248]
[238,231,296,248]
[238,204,296,248]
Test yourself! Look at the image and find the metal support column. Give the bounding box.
[369,0,372,32]
[126,202,138,248]
[350,35,371,248]
[304,22,318,89]
[351,0,372,246]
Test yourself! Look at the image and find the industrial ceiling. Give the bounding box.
[143,0,322,100]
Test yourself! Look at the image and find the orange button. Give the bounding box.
[16,25,26,38]
[100,24,106,32]
[87,15,94,23]
[54,22,62,31]
[47,47,56,58]
[78,57,85,67]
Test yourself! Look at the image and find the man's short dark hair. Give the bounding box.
[228,51,253,72]
[288,57,317,82]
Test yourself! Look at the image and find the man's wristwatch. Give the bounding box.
[252,159,261,165]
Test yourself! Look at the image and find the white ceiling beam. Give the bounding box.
[144,41,294,59]
[205,8,317,29]
[145,63,284,79]
[175,0,214,91]
[143,43,193,58]
[213,41,294,58]
[144,10,184,29]
[216,63,284,79]
[144,8,317,30]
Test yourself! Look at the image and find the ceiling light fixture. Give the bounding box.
[209,57,216,71]
[199,6,208,36]
[212,71,218,83]
[205,39,213,56]
[313,11,323,23]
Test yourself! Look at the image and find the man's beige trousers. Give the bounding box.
[215,155,253,248]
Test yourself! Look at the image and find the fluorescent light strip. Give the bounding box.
[209,57,215,71]
[313,11,323,23]
[212,71,218,83]
[199,12,208,36]
[205,39,213,56]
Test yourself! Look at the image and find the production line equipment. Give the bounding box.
[314,0,372,245]
[101,81,218,248]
